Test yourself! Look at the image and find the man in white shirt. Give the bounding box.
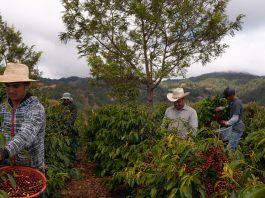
[161,88,198,138]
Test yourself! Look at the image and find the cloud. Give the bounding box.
[187,26,265,77]
[185,0,265,78]
[0,0,265,79]
[36,40,89,79]
[0,0,88,79]
[227,0,265,31]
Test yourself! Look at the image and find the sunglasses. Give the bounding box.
[4,83,24,89]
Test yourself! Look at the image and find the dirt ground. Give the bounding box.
[60,150,121,198]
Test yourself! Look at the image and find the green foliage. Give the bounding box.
[88,56,141,103]
[116,138,256,197]
[45,105,73,165]
[45,166,70,196]
[240,184,265,198]
[241,102,265,174]
[244,102,265,135]
[0,190,9,198]
[244,129,265,171]
[85,103,264,197]
[86,104,163,176]
[193,96,228,129]
[0,173,17,191]
[0,15,42,78]
[61,0,244,108]
[44,103,79,196]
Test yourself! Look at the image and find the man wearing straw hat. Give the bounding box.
[0,63,46,172]
[161,87,198,138]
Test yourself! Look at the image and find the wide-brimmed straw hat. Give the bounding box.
[167,88,190,102]
[61,92,73,102]
[0,63,37,83]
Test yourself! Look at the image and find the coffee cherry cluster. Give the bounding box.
[183,145,243,197]
[203,146,242,197]
[0,171,44,197]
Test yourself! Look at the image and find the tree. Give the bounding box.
[0,15,42,78]
[60,0,244,110]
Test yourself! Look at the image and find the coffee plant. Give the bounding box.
[86,104,164,177]
[3,92,265,197]
[194,96,228,129]
[85,98,265,197]
[243,102,265,135]
[44,103,80,196]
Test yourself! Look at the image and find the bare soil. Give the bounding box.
[60,150,121,198]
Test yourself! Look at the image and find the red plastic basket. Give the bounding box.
[0,166,46,198]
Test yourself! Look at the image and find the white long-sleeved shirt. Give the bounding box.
[162,105,198,138]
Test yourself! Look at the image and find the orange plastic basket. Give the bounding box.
[0,166,46,198]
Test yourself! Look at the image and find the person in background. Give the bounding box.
[215,87,245,150]
[61,92,77,126]
[0,63,46,172]
[61,92,78,161]
[161,88,198,139]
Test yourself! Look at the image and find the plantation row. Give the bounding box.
[2,97,265,197]
[84,97,265,197]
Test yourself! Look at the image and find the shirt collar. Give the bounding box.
[175,104,188,111]
[8,92,32,108]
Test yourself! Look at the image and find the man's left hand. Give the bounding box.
[219,120,227,126]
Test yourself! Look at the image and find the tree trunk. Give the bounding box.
[146,81,154,114]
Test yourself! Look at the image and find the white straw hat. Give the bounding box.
[0,63,37,83]
[167,88,190,102]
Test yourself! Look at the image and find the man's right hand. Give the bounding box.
[0,148,7,162]
[215,107,221,112]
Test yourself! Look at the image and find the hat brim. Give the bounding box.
[167,92,190,102]
[0,76,37,83]
[61,97,73,102]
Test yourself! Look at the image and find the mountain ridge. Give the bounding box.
[39,72,265,110]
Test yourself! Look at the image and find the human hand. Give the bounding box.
[0,148,7,162]
[219,120,227,126]
[215,107,223,112]
[0,148,5,161]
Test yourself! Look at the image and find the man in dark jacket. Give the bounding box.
[61,92,78,161]
[215,87,245,150]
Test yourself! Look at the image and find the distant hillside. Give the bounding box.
[39,72,265,111]
[159,72,265,104]
[39,77,113,110]
[189,72,258,82]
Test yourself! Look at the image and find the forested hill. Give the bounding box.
[188,72,258,82]
[39,72,265,110]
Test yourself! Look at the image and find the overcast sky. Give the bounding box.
[0,0,265,79]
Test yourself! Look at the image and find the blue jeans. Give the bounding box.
[222,130,243,150]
